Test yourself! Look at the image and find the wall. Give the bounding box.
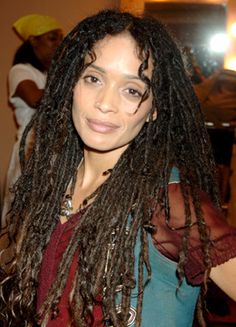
[225,0,236,69]
[0,0,118,201]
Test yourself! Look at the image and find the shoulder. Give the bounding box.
[167,180,229,232]
[8,64,46,94]
[9,64,36,84]
[9,63,42,78]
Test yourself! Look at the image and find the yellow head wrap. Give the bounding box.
[13,14,63,40]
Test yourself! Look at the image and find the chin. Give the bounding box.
[85,143,115,153]
[86,147,114,154]
[80,133,113,151]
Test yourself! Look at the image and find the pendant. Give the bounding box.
[60,194,73,218]
[104,306,136,326]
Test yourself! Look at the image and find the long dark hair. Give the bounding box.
[0,9,219,326]
[13,40,46,72]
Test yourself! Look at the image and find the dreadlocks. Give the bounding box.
[0,9,219,327]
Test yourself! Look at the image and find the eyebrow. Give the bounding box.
[89,63,142,81]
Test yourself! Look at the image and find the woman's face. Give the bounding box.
[72,33,153,155]
[31,29,63,70]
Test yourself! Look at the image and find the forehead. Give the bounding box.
[94,32,137,52]
[86,33,153,76]
[95,33,147,65]
[39,29,63,39]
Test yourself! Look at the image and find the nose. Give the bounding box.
[95,86,118,113]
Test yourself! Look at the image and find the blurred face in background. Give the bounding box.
[30,29,63,70]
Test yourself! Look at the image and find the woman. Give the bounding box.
[1,10,236,327]
[2,14,63,222]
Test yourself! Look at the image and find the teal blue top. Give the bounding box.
[116,167,200,326]
[128,234,200,326]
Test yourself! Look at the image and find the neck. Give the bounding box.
[79,145,126,187]
[34,53,50,71]
[60,146,127,220]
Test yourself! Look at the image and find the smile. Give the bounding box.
[86,118,120,134]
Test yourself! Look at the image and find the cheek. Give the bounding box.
[72,85,82,109]
[71,105,78,129]
[73,82,87,101]
[125,114,149,139]
[125,104,152,135]
[72,105,84,140]
[43,42,55,54]
[72,86,88,124]
[73,83,95,115]
[72,91,80,122]
[136,101,152,124]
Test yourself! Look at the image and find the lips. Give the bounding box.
[86,118,119,133]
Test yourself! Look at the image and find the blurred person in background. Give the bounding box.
[194,69,236,205]
[1,14,63,223]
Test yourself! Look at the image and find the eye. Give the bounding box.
[126,88,143,99]
[83,75,101,84]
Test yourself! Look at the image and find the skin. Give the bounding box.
[29,29,63,70]
[14,80,44,108]
[210,258,236,301]
[63,32,153,223]
[14,29,63,108]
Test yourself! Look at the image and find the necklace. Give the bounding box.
[60,164,112,219]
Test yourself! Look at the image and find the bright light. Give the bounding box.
[230,22,236,37]
[225,57,236,71]
[209,33,229,53]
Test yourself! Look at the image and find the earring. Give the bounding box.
[153,108,157,121]
[146,109,157,122]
